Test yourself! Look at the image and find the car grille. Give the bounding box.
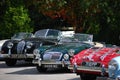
[43,52,62,60]
[17,41,25,54]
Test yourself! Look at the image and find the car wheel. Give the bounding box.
[5,59,17,66]
[62,67,71,73]
[36,65,47,72]
[80,73,96,80]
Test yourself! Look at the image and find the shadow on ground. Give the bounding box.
[0,61,35,68]
[6,67,72,75]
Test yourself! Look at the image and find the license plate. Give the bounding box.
[44,65,58,68]
[11,54,26,58]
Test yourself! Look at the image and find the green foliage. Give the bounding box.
[64,0,120,45]
[24,0,120,45]
[0,0,33,39]
[0,0,119,45]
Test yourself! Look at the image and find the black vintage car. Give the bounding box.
[1,29,61,66]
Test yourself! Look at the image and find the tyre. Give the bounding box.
[36,65,47,72]
[80,73,96,80]
[5,59,17,66]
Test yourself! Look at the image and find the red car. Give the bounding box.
[68,46,120,80]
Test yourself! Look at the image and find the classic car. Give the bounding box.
[68,46,120,80]
[1,29,61,66]
[0,32,33,61]
[32,33,103,72]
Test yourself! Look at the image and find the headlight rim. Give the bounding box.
[26,41,33,49]
[108,60,118,71]
[33,49,40,58]
[33,49,40,55]
[7,42,14,49]
[63,54,69,60]
[68,49,75,57]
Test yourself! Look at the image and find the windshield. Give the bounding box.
[11,33,33,40]
[34,29,61,38]
[74,34,93,42]
[59,33,93,43]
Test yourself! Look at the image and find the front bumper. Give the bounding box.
[69,65,120,80]
[68,65,108,73]
[0,53,34,59]
[33,59,70,68]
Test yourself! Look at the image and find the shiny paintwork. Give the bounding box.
[33,33,97,72]
[1,29,61,66]
[69,46,120,80]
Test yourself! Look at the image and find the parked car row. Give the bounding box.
[0,29,61,66]
[33,33,95,72]
[0,29,119,80]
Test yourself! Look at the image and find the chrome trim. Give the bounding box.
[33,58,70,67]
[32,58,42,66]
[0,54,9,58]
[68,65,108,73]
[8,49,11,55]
[17,41,25,54]
[43,52,63,60]
[0,54,34,58]
[41,60,70,65]
[26,54,34,58]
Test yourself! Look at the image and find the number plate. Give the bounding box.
[44,65,58,68]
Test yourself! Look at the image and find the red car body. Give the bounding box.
[68,47,120,80]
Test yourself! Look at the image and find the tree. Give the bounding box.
[24,0,71,31]
[0,0,33,39]
[31,0,120,45]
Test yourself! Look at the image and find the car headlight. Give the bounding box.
[26,42,33,49]
[68,49,75,57]
[109,60,118,70]
[33,49,40,55]
[108,60,118,78]
[7,42,13,49]
[63,54,69,60]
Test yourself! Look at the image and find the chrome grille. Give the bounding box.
[43,52,62,60]
[17,41,25,54]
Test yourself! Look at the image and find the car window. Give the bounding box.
[74,34,93,42]
[34,29,47,37]
[47,29,59,37]
[12,33,32,39]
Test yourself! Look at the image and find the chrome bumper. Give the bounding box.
[0,53,34,59]
[33,59,70,67]
[0,53,9,58]
[68,65,108,73]
[42,60,70,64]
[69,65,117,80]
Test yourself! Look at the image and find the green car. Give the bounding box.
[32,33,101,72]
